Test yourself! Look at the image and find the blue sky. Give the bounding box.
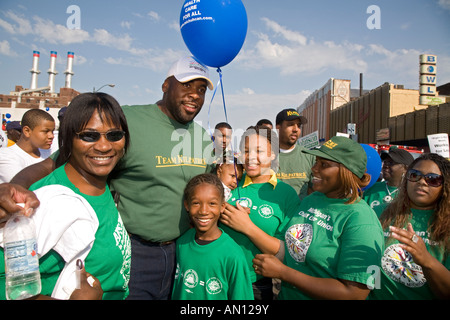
[0,0,449,133]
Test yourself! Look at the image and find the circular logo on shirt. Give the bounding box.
[206,277,223,295]
[382,244,426,288]
[237,197,252,208]
[285,223,313,263]
[258,204,274,219]
[183,269,199,289]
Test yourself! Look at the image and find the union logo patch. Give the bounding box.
[382,244,426,288]
[285,223,313,263]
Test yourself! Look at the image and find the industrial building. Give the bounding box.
[0,51,79,128]
[298,54,449,152]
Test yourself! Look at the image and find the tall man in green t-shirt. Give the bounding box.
[275,109,315,200]
[109,56,215,299]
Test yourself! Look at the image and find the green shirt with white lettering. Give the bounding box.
[278,192,384,300]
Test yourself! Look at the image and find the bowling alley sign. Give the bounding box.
[419,54,445,105]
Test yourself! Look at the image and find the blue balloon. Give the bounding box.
[180,0,248,68]
[361,144,382,191]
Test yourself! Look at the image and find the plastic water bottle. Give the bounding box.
[3,205,41,300]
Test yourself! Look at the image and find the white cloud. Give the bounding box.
[168,20,180,32]
[241,88,255,95]
[92,29,133,49]
[2,11,33,35]
[74,54,87,66]
[239,18,367,75]
[147,11,161,22]
[0,10,184,73]
[104,48,184,72]
[438,0,450,10]
[32,16,90,44]
[121,21,132,29]
[0,17,16,34]
[197,89,312,132]
[0,11,148,56]
[261,17,307,45]
[366,44,422,79]
[0,40,17,56]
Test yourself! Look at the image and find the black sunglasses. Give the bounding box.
[76,130,125,143]
[406,169,443,187]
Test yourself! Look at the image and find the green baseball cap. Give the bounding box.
[302,136,367,178]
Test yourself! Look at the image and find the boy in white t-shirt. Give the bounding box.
[0,109,55,183]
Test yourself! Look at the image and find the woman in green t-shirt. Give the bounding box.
[251,136,384,300]
[371,153,450,300]
[0,92,131,300]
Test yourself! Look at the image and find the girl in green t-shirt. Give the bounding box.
[371,153,450,300]
[172,173,253,300]
[220,126,301,300]
[251,136,384,300]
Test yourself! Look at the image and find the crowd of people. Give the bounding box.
[0,55,448,300]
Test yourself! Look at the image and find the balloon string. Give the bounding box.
[217,68,240,199]
[207,73,221,144]
[206,67,240,199]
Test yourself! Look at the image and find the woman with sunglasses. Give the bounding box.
[0,92,131,300]
[371,153,450,300]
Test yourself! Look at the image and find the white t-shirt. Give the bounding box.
[0,144,45,183]
[0,130,7,148]
[0,185,99,299]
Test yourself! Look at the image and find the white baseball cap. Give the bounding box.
[167,56,214,90]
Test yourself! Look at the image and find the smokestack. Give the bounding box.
[30,51,41,90]
[47,51,58,93]
[64,52,74,88]
[360,73,363,97]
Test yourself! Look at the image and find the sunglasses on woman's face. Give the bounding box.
[406,169,443,187]
[76,130,125,143]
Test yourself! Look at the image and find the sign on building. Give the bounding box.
[419,54,440,105]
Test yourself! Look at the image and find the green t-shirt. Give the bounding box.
[363,181,398,217]
[278,192,384,300]
[172,228,254,300]
[0,165,131,300]
[370,208,450,300]
[109,104,213,242]
[277,145,315,200]
[221,173,301,283]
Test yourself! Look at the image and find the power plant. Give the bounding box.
[0,50,80,127]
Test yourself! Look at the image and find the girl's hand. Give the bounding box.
[220,201,251,233]
[252,254,285,279]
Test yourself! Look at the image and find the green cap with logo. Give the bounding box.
[302,136,367,178]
